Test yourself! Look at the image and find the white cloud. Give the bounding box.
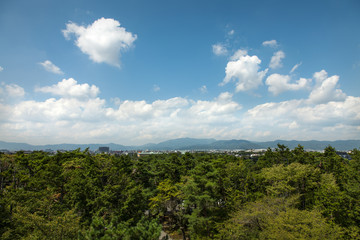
[230,49,248,61]
[266,73,310,95]
[1,71,359,145]
[217,91,233,102]
[36,78,99,100]
[5,84,25,98]
[0,81,244,144]
[269,50,285,69]
[308,70,346,104]
[221,51,268,92]
[288,121,299,129]
[244,96,360,140]
[262,40,278,48]
[228,29,235,36]
[290,62,302,74]
[0,66,3,72]
[212,43,228,56]
[186,92,241,125]
[0,83,25,102]
[200,85,207,93]
[62,17,137,67]
[239,69,359,140]
[11,97,106,122]
[313,69,328,84]
[39,60,64,74]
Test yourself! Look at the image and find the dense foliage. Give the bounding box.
[0,145,359,239]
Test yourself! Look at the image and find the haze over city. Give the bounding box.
[0,0,359,145]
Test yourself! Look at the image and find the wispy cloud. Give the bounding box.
[262,40,278,48]
[212,43,228,56]
[290,62,302,73]
[269,50,285,69]
[153,84,160,92]
[39,60,64,74]
[200,85,207,93]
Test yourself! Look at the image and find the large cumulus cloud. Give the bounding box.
[221,50,268,92]
[63,18,137,67]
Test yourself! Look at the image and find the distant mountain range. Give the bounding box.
[1,138,359,151]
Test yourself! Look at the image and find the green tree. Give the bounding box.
[3,206,81,240]
[259,208,341,240]
[217,196,341,240]
[314,173,343,221]
[180,159,225,239]
[261,162,320,209]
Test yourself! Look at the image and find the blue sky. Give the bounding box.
[0,0,359,145]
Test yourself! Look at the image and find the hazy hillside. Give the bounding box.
[1,138,359,151]
[143,138,217,150]
[259,140,360,151]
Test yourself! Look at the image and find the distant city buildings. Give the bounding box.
[0,146,354,161]
[98,147,110,153]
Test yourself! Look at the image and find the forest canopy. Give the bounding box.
[0,145,359,239]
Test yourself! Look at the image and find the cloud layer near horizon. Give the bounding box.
[1,70,359,145]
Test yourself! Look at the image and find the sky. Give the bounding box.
[0,0,359,145]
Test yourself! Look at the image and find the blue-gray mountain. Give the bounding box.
[1,138,359,151]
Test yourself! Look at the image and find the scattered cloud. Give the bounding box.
[228,29,235,36]
[266,73,310,95]
[290,62,302,74]
[221,50,268,92]
[238,69,359,140]
[62,17,137,67]
[212,43,228,56]
[269,50,285,69]
[0,66,3,72]
[39,60,64,74]
[262,40,278,48]
[153,84,160,92]
[308,70,346,104]
[36,78,99,100]
[200,85,207,93]
[266,70,346,102]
